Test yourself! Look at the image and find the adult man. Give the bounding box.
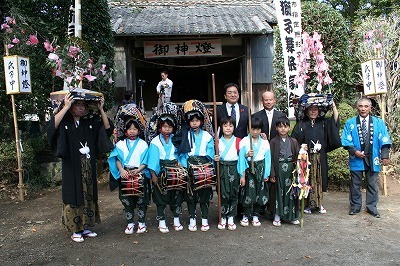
[216,83,249,139]
[341,97,391,218]
[156,71,173,109]
[47,93,114,242]
[252,91,286,140]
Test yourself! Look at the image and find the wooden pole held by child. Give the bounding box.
[212,74,222,223]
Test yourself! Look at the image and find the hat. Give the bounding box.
[182,99,214,136]
[114,103,146,140]
[145,102,182,143]
[295,93,333,120]
[50,88,103,114]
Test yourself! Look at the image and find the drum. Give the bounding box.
[159,166,188,191]
[189,162,216,191]
[120,171,144,196]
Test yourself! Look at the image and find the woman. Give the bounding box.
[291,94,341,214]
[47,93,114,243]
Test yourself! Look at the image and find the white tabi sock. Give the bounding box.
[202,218,209,226]
[173,217,181,226]
[189,218,196,227]
[220,217,226,225]
[159,220,166,228]
[253,216,259,222]
[274,214,280,221]
[138,222,145,228]
[227,216,234,224]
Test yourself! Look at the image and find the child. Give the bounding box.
[108,118,150,234]
[238,117,271,227]
[214,116,241,230]
[269,116,300,226]
[147,113,184,233]
[177,100,215,232]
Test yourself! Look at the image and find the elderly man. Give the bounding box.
[341,97,391,218]
[216,83,249,139]
[252,91,286,140]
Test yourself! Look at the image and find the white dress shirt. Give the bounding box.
[226,102,240,126]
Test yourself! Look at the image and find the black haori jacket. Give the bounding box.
[47,111,114,206]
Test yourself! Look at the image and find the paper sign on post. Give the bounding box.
[3,55,32,95]
[361,58,387,95]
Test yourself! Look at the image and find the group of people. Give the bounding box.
[47,81,392,243]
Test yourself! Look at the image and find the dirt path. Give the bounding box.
[1,177,400,266]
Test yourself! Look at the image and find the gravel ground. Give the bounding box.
[1,176,400,266]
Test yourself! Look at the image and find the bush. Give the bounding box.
[0,135,56,190]
[328,147,350,191]
[326,102,354,190]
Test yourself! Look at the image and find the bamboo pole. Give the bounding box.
[212,74,222,223]
[11,95,25,201]
[381,95,388,196]
[376,50,387,196]
[247,92,255,174]
[246,43,254,173]
[4,44,25,201]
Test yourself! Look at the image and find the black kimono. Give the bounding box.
[291,116,341,192]
[47,111,113,231]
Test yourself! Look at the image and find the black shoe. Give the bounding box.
[349,210,359,215]
[367,210,380,218]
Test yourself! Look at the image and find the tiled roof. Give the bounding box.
[108,0,277,36]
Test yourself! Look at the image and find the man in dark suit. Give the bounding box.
[216,83,249,139]
[252,91,286,140]
[252,90,286,218]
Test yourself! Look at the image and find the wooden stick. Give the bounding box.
[246,44,255,174]
[300,198,304,228]
[212,74,222,224]
[246,92,255,174]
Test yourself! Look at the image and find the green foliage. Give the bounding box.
[328,102,355,190]
[337,101,356,127]
[0,0,116,188]
[0,135,54,189]
[315,0,400,24]
[351,12,400,152]
[328,147,350,191]
[81,0,115,110]
[273,1,357,111]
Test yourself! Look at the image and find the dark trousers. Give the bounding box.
[349,169,379,214]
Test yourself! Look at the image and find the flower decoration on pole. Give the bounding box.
[363,29,384,58]
[2,16,114,91]
[1,16,39,53]
[294,31,332,92]
[44,38,114,90]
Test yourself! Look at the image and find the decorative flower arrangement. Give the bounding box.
[1,16,39,51]
[294,31,332,92]
[363,28,384,59]
[44,38,114,89]
[2,16,114,90]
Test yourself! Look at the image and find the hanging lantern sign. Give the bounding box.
[361,58,387,95]
[3,55,32,94]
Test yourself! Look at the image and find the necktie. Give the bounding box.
[231,105,236,122]
[75,120,79,128]
[362,119,367,142]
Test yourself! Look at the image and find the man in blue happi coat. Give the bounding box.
[341,97,391,218]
